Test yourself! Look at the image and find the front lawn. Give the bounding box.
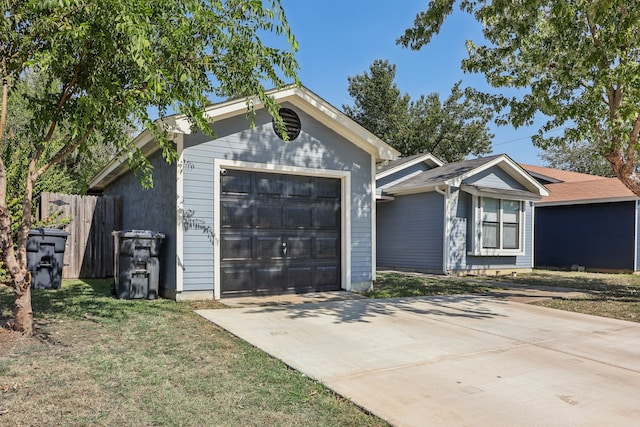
[371,270,640,323]
[0,280,386,426]
[484,270,640,323]
[365,271,499,298]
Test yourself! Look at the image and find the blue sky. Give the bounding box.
[279,0,549,166]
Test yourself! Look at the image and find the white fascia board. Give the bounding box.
[385,182,447,196]
[377,169,426,191]
[460,184,543,201]
[459,155,549,197]
[376,153,444,180]
[536,196,639,207]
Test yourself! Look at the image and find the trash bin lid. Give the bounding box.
[113,230,165,239]
[28,228,69,238]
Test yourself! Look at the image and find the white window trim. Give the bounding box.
[469,195,526,256]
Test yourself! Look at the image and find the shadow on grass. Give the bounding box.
[366,273,497,299]
[0,279,183,329]
[488,271,640,301]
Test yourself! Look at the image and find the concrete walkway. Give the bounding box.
[197,294,640,426]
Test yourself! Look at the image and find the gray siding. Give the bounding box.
[377,162,433,188]
[181,104,374,291]
[103,150,177,291]
[464,167,527,191]
[376,192,444,271]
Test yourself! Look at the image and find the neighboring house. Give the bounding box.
[90,86,399,300]
[376,154,549,275]
[522,164,640,272]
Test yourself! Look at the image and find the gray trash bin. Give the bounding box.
[113,230,165,299]
[27,228,69,290]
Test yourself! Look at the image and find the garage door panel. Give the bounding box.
[289,175,312,197]
[286,206,312,228]
[221,267,253,294]
[257,237,284,259]
[315,206,339,228]
[221,236,252,260]
[221,170,340,297]
[256,205,283,228]
[288,237,312,259]
[257,173,283,196]
[315,178,340,199]
[288,267,313,289]
[222,170,251,194]
[256,267,285,291]
[222,202,252,227]
[316,237,339,258]
[316,266,338,287]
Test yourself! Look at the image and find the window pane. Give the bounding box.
[482,198,499,222]
[503,200,520,223]
[503,223,519,249]
[482,222,498,248]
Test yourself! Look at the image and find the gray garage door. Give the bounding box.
[220,169,341,297]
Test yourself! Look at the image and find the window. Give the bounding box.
[472,197,524,255]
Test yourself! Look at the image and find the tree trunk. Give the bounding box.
[12,269,33,335]
[605,149,640,198]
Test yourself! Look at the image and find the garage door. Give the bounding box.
[220,169,341,297]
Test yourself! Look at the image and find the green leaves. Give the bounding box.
[343,60,493,162]
[401,0,640,194]
[2,0,299,183]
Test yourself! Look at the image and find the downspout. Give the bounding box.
[434,185,449,275]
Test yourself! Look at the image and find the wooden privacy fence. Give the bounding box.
[39,192,122,279]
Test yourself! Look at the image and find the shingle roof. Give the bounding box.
[376,152,444,175]
[540,178,637,205]
[519,164,638,204]
[376,154,426,174]
[387,155,503,191]
[521,164,607,183]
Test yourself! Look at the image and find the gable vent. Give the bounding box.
[272,107,301,141]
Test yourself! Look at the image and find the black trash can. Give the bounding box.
[113,230,165,299]
[27,228,69,290]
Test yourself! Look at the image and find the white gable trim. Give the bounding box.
[165,86,399,161]
[453,155,549,197]
[376,153,444,180]
[90,86,398,190]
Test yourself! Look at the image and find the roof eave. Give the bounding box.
[458,155,549,197]
[536,196,639,206]
[376,153,444,179]
[90,85,399,190]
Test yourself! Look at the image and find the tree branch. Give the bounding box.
[35,115,102,180]
[0,78,8,146]
[42,38,89,144]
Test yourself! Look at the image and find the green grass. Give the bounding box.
[481,270,640,323]
[0,280,387,426]
[365,271,500,299]
[368,270,640,324]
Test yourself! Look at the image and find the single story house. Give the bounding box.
[376,154,549,275]
[522,164,640,272]
[90,86,399,300]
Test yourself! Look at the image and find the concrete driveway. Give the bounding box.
[197,295,640,426]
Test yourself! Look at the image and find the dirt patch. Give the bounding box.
[0,328,26,357]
